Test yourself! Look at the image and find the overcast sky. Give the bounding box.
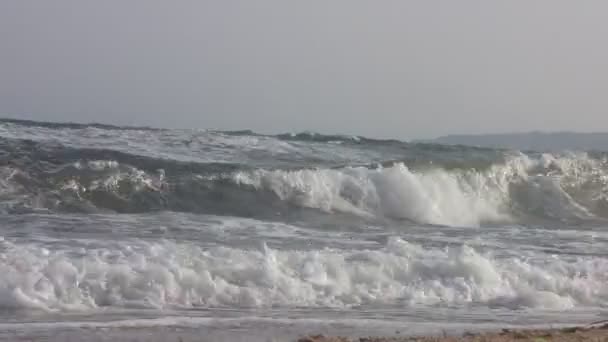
[1,1,607,139]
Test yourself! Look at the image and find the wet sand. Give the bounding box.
[298,323,608,342]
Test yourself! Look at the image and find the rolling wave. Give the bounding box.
[234,153,608,225]
[2,134,607,226]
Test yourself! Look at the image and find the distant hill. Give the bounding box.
[419,132,608,152]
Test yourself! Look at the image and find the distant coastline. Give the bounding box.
[4,117,608,152]
[418,131,608,152]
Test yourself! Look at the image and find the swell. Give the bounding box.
[0,118,161,132]
[275,131,399,145]
[1,118,380,144]
[0,118,493,149]
[0,137,272,217]
[2,137,608,226]
[1,137,246,175]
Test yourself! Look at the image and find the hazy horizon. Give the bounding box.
[5,116,608,142]
[2,1,607,140]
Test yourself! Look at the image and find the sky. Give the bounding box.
[1,1,607,139]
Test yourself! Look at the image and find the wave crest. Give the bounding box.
[235,153,608,226]
[2,141,608,226]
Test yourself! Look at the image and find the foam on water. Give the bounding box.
[3,141,608,227]
[237,164,510,226]
[0,236,605,313]
[234,153,608,226]
[1,119,608,339]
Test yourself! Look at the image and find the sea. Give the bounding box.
[0,119,606,341]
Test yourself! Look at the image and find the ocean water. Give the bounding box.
[0,119,606,341]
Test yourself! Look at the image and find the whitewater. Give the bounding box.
[0,119,606,341]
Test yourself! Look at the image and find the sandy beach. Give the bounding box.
[298,323,608,342]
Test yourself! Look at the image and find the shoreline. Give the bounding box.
[298,322,608,342]
[1,320,607,341]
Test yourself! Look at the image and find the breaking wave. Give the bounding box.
[2,134,608,226]
[0,236,605,312]
[236,153,608,226]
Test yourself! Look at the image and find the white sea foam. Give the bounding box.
[234,164,508,227]
[234,153,608,226]
[0,237,605,312]
[3,150,608,225]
